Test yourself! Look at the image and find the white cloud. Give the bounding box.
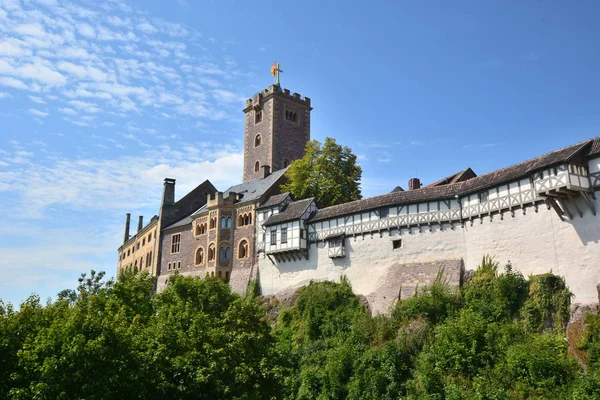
[212,89,242,104]
[0,38,32,56]
[28,108,49,117]
[56,61,110,81]
[15,23,46,37]
[0,92,11,98]
[0,146,243,218]
[0,77,29,89]
[59,107,77,115]
[137,22,157,34]
[77,23,96,38]
[68,99,101,113]
[29,95,46,104]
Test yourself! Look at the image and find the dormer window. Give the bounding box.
[254,134,261,147]
[255,110,262,124]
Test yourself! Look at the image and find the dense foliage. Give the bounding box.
[2,257,600,399]
[282,137,362,208]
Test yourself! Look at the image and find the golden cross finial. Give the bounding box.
[270,61,283,86]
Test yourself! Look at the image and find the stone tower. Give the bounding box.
[242,84,312,182]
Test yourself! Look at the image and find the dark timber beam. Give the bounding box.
[546,198,565,221]
[556,198,573,220]
[566,193,583,218]
[581,192,597,216]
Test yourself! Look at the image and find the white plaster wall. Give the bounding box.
[259,191,600,304]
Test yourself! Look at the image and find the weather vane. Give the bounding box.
[270,61,283,86]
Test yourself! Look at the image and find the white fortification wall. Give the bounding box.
[258,192,600,305]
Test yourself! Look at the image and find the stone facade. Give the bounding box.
[158,222,202,285]
[117,217,158,274]
[242,85,311,182]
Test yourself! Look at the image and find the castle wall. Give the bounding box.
[258,191,600,305]
[118,220,157,274]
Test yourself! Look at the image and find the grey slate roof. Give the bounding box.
[221,167,288,204]
[311,136,599,222]
[264,198,314,226]
[188,167,289,219]
[257,192,291,209]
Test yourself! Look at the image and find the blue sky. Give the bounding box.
[1,0,599,305]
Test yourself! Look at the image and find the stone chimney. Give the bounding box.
[162,178,176,207]
[261,165,271,178]
[409,178,421,190]
[123,213,131,244]
[137,216,143,233]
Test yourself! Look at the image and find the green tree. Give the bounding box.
[282,137,362,208]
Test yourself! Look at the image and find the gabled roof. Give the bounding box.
[189,167,289,218]
[391,186,404,193]
[163,215,194,230]
[587,136,600,157]
[264,198,315,226]
[220,167,288,205]
[425,167,477,188]
[311,137,598,222]
[257,192,291,209]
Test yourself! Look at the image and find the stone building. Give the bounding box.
[157,167,288,292]
[258,137,600,310]
[117,179,216,276]
[118,80,600,313]
[120,83,312,294]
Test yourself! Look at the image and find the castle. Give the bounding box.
[118,82,600,313]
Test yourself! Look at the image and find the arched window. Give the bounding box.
[211,271,214,277]
[238,215,244,226]
[219,247,225,261]
[221,217,227,228]
[226,217,232,228]
[248,214,252,225]
[254,161,260,172]
[284,158,290,168]
[255,110,262,124]
[293,112,297,122]
[225,271,230,281]
[238,240,249,259]
[244,215,249,225]
[208,244,216,261]
[225,247,231,260]
[254,134,261,147]
[195,247,204,265]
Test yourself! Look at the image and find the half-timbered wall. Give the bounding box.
[259,159,600,305]
[589,157,600,187]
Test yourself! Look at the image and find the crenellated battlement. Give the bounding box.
[244,84,311,111]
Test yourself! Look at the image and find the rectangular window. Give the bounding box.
[171,234,181,254]
[281,227,288,244]
[479,191,489,202]
[270,229,277,245]
[168,262,172,271]
[393,239,402,250]
[177,261,181,269]
[380,208,389,218]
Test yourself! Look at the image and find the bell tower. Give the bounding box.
[242,84,312,182]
